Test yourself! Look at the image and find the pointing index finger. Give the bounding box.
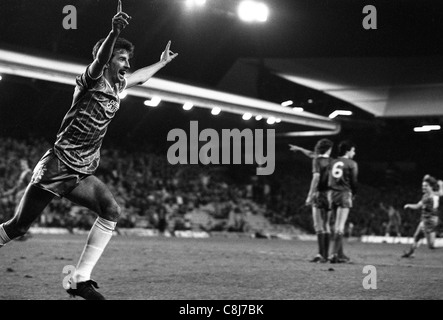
[118,0,122,13]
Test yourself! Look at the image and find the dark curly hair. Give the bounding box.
[338,140,355,157]
[314,138,333,155]
[92,37,134,61]
[423,174,439,191]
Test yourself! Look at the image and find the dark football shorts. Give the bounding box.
[329,190,353,209]
[312,191,330,210]
[419,216,439,234]
[30,149,89,197]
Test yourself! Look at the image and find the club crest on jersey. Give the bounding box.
[105,100,119,114]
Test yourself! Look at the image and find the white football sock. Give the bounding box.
[0,223,11,247]
[72,217,116,283]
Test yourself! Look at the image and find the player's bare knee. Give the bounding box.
[101,202,121,222]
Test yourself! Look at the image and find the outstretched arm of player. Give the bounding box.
[89,0,131,79]
[126,41,178,89]
[404,201,422,210]
[288,144,316,158]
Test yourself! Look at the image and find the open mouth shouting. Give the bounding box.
[118,69,127,80]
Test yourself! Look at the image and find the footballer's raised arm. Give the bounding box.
[89,1,131,79]
[126,41,178,89]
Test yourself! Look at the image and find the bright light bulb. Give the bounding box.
[422,125,441,130]
[211,107,221,115]
[267,117,276,125]
[242,113,252,120]
[238,1,268,23]
[186,0,206,8]
[329,110,352,119]
[183,102,194,110]
[144,96,161,107]
[281,100,293,107]
[414,125,441,132]
[255,2,269,22]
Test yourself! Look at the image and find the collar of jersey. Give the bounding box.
[104,78,120,96]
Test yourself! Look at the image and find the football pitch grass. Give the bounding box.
[0,234,442,300]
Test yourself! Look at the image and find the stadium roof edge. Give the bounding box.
[0,48,340,133]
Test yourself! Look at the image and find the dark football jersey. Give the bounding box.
[421,193,439,219]
[312,156,331,192]
[54,65,126,174]
[328,157,358,193]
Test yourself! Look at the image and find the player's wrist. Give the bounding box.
[110,29,120,37]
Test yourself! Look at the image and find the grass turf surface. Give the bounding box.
[0,234,442,300]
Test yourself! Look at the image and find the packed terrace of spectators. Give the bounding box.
[0,137,440,237]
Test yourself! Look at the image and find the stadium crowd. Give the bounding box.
[0,137,441,237]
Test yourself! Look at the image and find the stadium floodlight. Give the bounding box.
[328,110,352,119]
[0,75,2,81]
[118,90,128,99]
[242,112,252,120]
[308,99,313,104]
[266,117,276,125]
[281,100,293,107]
[211,107,221,115]
[255,115,263,121]
[275,118,281,123]
[144,96,161,107]
[422,125,441,131]
[183,102,194,110]
[185,0,206,8]
[413,125,441,132]
[237,1,269,23]
[292,107,304,113]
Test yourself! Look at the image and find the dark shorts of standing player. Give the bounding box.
[310,191,332,263]
[329,191,353,209]
[328,190,353,263]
